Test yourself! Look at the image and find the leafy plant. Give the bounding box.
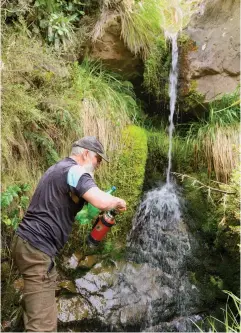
[3,0,86,48]
[1,184,31,229]
[72,59,139,153]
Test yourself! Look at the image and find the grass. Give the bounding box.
[90,0,202,60]
[2,26,140,191]
[182,90,240,183]
[193,291,241,332]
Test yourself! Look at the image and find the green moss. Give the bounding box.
[112,125,148,239]
[181,87,205,113]
[143,36,171,102]
[144,130,169,188]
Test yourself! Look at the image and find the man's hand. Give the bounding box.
[115,198,127,212]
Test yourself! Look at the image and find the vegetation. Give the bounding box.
[1,0,240,330]
[181,90,239,183]
[2,25,140,189]
[193,291,241,333]
[1,24,143,324]
[143,37,171,102]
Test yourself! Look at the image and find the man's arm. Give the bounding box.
[82,187,126,212]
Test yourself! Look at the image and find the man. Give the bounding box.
[12,136,127,332]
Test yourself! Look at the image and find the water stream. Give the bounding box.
[166,33,179,184]
[125,33,199,330]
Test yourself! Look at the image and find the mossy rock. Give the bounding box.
[144,130,169,189]
[113,125,148,239]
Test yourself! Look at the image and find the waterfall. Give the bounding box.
[124,35,199,330]
[166,33,179,184]
[126,183,196,330]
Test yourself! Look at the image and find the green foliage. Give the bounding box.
[180,87,205,113]
[72,59,139,124]
[120,0,202,57]
[143,37,171,101]
[90,0,201,61]
[113,125,148,237]
[180,90,239,182]
[143,128,195,188]
[94,125,148,244]
[24,131,60,167]
[1,184,31,230]
[144,130,169,188]
[3,0,86,48]
[2,27,140,189]
[194,291,241,333]
[119,0,163,59]
[219,168,240,223]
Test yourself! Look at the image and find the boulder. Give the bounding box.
[180,0,240,102]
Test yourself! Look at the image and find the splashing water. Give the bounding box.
[166,33,179,184]
[127,183,193,329]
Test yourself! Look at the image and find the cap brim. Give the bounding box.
[97,152,109,163]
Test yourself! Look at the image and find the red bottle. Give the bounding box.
[87,210,117,247]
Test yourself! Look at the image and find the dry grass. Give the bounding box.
[185,91,240,183]
[81,98,129,154]
[204,126,239,183]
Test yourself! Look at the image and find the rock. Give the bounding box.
[62,252,84,270]
[180,0,240,102]
[57,259,198,330]
[143,314,203,332]
[56,184,207,331]
[78,255,99,269]
[58,280,76,294]
[89,14,142,80]
[57,296,92,323]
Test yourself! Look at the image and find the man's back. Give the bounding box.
[16,157,96,256]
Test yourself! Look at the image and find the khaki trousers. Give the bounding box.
[12,235,58,332]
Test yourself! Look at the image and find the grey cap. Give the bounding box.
[72,136,109,162]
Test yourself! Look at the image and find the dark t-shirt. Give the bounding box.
[16,157,97,257]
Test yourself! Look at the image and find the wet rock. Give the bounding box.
[143,314,203,332]
[78,255,99,269]
[62,252,85,270]
[58,259,198,330]
[58,280,77,294]
[57,184,203,331]
[58,296,92,323]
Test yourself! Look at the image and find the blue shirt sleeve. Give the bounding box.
[67,165,97,198]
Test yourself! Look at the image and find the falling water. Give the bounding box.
[166,33,179,184]
[126,183,197,331]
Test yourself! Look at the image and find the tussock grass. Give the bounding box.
[72,59,137,154]
[2,26,139,190]
[183,91,240,183]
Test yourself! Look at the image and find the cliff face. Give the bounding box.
[181,0,240,102]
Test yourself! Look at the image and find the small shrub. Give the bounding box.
[1,183,31,230]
